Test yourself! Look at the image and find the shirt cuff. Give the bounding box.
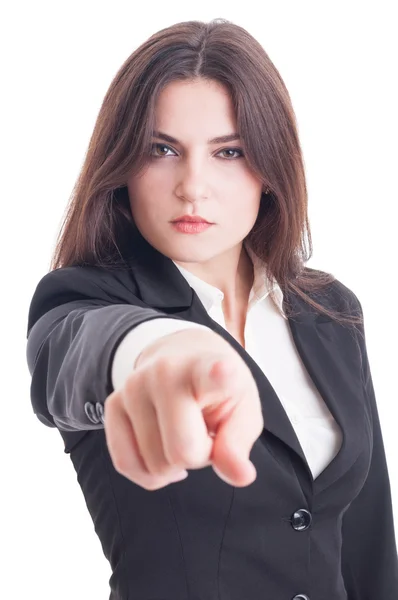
[111,318,209,390]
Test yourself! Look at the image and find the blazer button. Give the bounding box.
[95,402,105,424]
[292,595,310,600]
[291,508,312,531]
[84,401,100,424]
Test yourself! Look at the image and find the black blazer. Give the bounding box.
[26,231,398,599]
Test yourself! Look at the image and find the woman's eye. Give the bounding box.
[217,148,244,159]
[150,143,176,157]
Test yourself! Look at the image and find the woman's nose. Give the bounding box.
[175,160,211,202]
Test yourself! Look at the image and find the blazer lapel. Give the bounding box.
[125,231,369,495]
[286,292,371,494]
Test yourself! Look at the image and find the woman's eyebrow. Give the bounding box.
[152,131,241,145]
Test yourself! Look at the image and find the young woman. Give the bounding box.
[26,18,398,600]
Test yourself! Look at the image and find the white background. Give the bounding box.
[1,1,397,598]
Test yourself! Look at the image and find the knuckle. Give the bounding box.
[146,462,168,478]
[143,478,165,491]
[124,371,140,396]
[112,455,131,476]
[104,390,119,412]
[169,441,203,467]
[138,471,169,491]
[153,356,174,380]
[167,449,187,466]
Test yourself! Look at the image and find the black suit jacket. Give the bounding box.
[26,231,398,599]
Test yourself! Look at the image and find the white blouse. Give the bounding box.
[111,244,343,480]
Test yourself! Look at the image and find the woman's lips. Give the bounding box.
[171,221,213,234]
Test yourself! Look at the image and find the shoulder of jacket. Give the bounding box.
[303,266,362,316]
[27,264,140,333]
[328,277,362,316]
[31,264,137,297]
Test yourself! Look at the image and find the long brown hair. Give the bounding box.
[49,18,363,329]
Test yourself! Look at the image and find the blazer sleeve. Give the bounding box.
[340,293,398,598]
[26,266,176,432]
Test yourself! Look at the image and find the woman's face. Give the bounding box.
[126,78,263,268]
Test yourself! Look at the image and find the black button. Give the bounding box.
[84,401,100,424]
[95,402,105,424]
[291,509,312,531]
[292,595,310,600]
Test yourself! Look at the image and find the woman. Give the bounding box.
[26,18,398,600]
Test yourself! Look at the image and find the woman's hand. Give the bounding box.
[104,328,263,490]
